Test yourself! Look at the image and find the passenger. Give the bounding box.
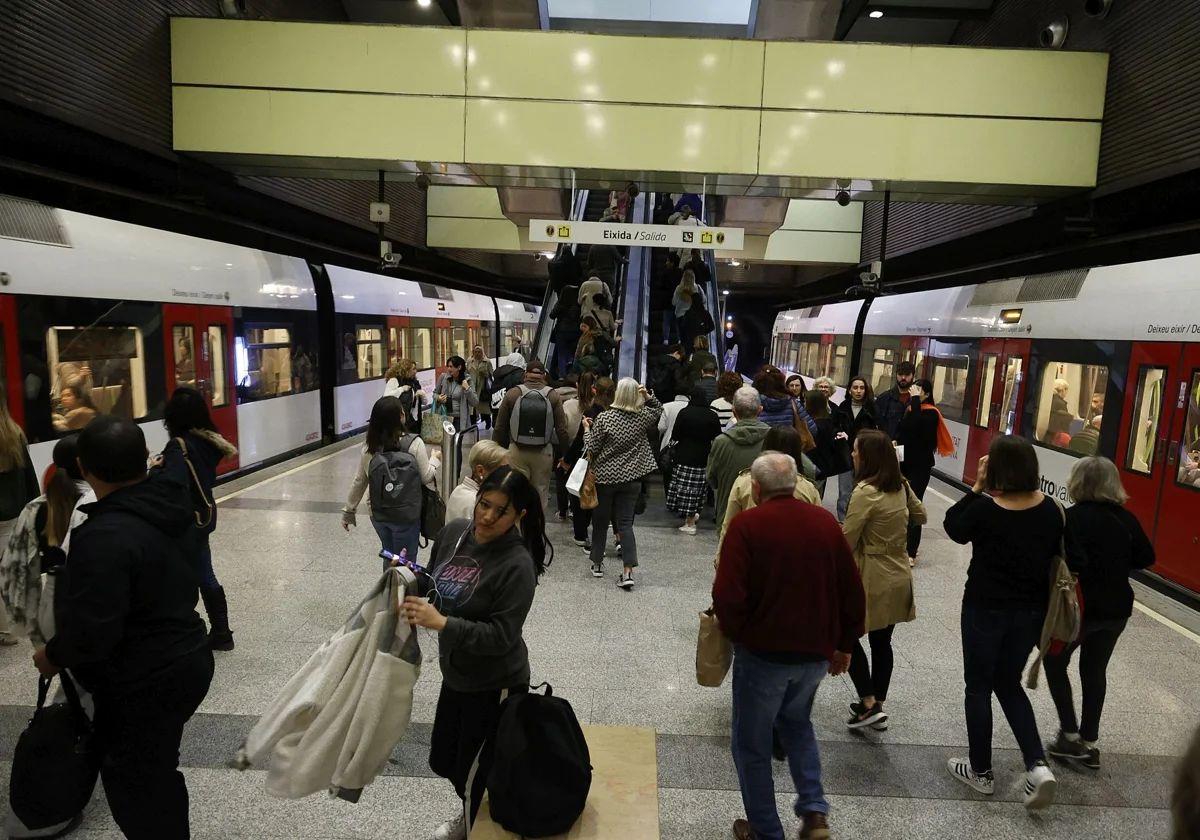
[804,390,852,499]
[656,387,692,494]
[710,371,743,428]
[694,358,720,404]
[548,282,582,378]
[609,181,638,223]
[493,360,569,510]
[51,383,98,432]
[687,334,717,386]
[686,251,712,290]
[841,430,926,730]
[943,436,1062,811]
[1042,378,1076,446]
[785,373,807,400]
[573,315,614,376]
[1043,456,1154,769]
[672,270,699,351]
[0,387,41,645]
[813,376,837,400]
[590,293,618,339]
[434,355,479,433]
[895,378,941,565]
[582,378,662,588]
[33,415,213,839]
[383,357,425,427]
[342,396,439,567]
[445,439,510,524]
[874,360,916,440]
[668,203,701,263]
[706,386,770,526]
[657,251,683,343]
[1068,414,1101,455]
[714,452,864,840]
[550,374,580,523]
[489,352,528,404]
[679,285,712,354]
[753,366,817,437]
[466,346,494,430]
[835,376,878,522]
[562,376,616,552]
[155,387,239,651]
[578,275,613,319]
[403,466,549,840]
[717,425,821,555]
[1182,445,1200,487]
[585,242,625,288]
[666,387,722,535]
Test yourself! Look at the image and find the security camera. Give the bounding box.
[1039,17,1069,48]
[836,190,851,207]
[1083,0,1113,18]
[415,173,431,191]
[380,240,401,267]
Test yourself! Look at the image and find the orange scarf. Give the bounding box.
[920,402,956,458]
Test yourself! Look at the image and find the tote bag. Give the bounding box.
[565,459,589,497]
[421,404,447,446]
[696,607,733,687]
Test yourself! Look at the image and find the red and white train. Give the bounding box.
[0,195,538,482]
[772,259,1200,599]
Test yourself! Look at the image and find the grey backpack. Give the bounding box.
[510,385,555,447]
[367,435,422,524]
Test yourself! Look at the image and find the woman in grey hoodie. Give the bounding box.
[402,466,551,840]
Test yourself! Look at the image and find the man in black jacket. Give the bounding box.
[875,360,916,439]
[34,416,212,839]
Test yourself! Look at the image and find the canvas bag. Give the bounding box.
[1026,502,1082,689]
[422,404,447,446]
[510,385,555,447]
[696,607,733,688]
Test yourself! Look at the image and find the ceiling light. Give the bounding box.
[722,290,730,296]
[868,10,884,18]
[729,259,741,266]
[417,0,432,7]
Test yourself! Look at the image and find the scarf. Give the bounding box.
[920,403,956,457]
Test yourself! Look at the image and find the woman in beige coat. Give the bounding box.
[841,429,926,731]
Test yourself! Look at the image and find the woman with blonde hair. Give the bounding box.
[445,439,510,522]
[383,357,424,426]
[466,345,494,429]
[1043,456,1154,770]
[0,384,39,645]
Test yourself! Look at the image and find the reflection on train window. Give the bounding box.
[411,327,433,369]
[796,341,822,378]
[389,327,408,368]
[173,325,196,390]
[1000,357,1024,435]
[1178,371,1200,489]
[871,348,895,395]
[930,354,970,424]
[479,324,493,359]
[975,355,998,427]
[45,325,147,428]
[356,327,384,380]
[1125,366,1166,473]
[207,325,228,407]
[1035,361,1110,452]
[831,344,848,385]
[237,326,293,401]
[452,325,468,359]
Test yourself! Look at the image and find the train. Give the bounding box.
[0,194,538,482]
[772,259,1200,598]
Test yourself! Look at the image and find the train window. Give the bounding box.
[1034,361,1109,452]
[1000,357,1023,435]
[46,325,147,427]
[207,325,228,407]
[172,326,197,390]
[796,341,822,378]
[1125,366,1167,474]
[355,326,384,380]
[412,327,433,369]
[1178,371,1200,489]
[871,348,895,395]
[975,355,998,427]
[930,355,970,423]
[238,326,293,400]
[831,344,848,386]
[479,323,493,358]
[452,325,468,359]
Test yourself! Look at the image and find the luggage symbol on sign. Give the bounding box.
[701,231,713,245]
[558,225,571,238]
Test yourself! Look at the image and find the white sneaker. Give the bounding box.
[1023,761,1057,811]
[678,523,697,535]
[431,812,466,840]
[946,757,994,795]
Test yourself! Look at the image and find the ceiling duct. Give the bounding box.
[1039,16,1070,48]
[1083,0,1114,19]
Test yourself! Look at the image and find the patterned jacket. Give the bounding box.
[583,397,664,485]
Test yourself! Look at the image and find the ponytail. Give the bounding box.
[477,466,554,578]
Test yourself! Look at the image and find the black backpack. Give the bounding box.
[689,292,715,334]
[368,435,422,524]
[510,385,554,447]
[486,684,592,837]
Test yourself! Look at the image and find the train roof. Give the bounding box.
[326,264,538,322]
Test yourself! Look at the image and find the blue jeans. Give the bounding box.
[731,646,829,840]
[961,603,1046,772]
[371,519,422,570]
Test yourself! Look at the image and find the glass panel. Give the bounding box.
[452,325,468,359]
[831,344,848,386]
[871,348,895,395]
[975,355,998,427]
[479,323,493,359]
[931,357,970,423]
[1035,361,1110,453]
[914,349,925,376]
[1179,371,1200,489]
[413,327,433,369]
[1000,357,1023,435]
[172,325,196,390]
[239,325,293,400]
[356,326,384,380]
[46,325,147,427]
[207,325,228,407]
[1125,366,1166,474]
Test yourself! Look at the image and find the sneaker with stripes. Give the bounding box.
[1023,760,1057,811]
[946,757,994,795]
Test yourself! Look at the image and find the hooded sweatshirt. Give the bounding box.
[425,519,536,692]
[706,419,771,525]
[46,478,208,695]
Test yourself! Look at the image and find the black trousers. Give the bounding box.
[901,463,932,558]
[92,647,214,840]
[1042,618,1127,743]
[429,683,528,823]
[552,463,570,517]
[847,625,896,702]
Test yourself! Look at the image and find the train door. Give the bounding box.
[1156,345,1200,591]
[386,316,410,368]
[162,303,239,473]
[964,338,1031,485]
[433,318,453,378]
[0,295,22,427]
[899,336,929,379]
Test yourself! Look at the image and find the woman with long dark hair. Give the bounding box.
[342,395,438,566]
[804,390,852,498]
[895,377,940,564]
[835,376,877,521]
[402,465,551,840]
[434,355,479,432]
[563,376,615,552]
[157,387,239,651]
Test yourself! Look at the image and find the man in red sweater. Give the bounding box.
[714,452,865,840]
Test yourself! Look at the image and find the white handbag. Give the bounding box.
[565,458,589,497]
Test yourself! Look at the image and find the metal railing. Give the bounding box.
[617,192,650,382]
[439,422,480,502]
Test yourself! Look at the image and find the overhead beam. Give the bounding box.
[835,0,870,40]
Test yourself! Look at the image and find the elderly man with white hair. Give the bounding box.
[714,452,865,840]
[706,386,771,525]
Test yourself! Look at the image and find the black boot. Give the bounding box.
[200,586,235,651]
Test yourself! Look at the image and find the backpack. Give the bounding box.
[367,435,422,524]
[485,684,592,837]
[510,385,554,447]
[486,365,523,411]
[688,293,715,334]
[420,484,446,543]
[1026,502,1082,689]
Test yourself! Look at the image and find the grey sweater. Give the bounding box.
[426,519,536,692]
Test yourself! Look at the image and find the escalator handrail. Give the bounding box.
[699,201,725,363]
[616,192,649,382]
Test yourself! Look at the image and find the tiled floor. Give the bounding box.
[0,439,1194,839]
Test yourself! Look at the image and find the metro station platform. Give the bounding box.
[0,439,1195,840]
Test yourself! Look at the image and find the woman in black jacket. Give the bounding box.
[158,387,239,651]
[1043,456,1154,770]
[803,390,851,498]
[562,376,615,551]
[666,387,722,535]
[835,376,877,521]
[895,378,939,564]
